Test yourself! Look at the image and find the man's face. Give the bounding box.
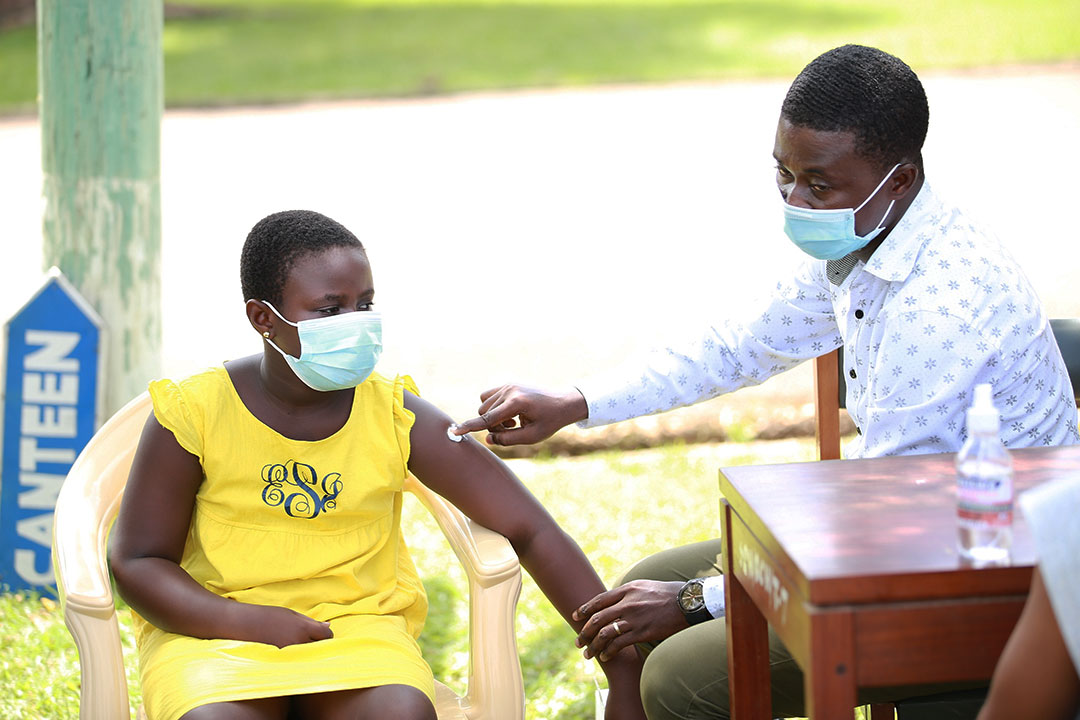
[772,116,895,238]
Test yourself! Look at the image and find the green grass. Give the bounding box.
[1,0,1078,114]
[0,437,817,720]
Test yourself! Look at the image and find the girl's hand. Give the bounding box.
[228,602,334,648]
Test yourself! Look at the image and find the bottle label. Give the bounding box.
[957,474,1013,528]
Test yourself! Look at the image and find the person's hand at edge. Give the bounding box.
[573,580,690,662]
[451,385,588,446]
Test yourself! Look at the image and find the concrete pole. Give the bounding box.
[38,0,163,415]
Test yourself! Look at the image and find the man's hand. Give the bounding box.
[452,385,588,446]
[573,580,690,661]
[227,602,334,649]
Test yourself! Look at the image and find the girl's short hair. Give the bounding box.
[240,210,365,305]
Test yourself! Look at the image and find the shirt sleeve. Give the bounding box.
[1018,477,1080,675]
[577,261,842,428]
[148,377,204,460]
[702,575,726,618]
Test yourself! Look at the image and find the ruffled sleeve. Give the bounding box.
[391,374,419,469]
[148,377,204,461]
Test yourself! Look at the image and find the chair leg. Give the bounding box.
[869,703,896,720]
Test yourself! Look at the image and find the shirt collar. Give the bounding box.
[861,181,941,283]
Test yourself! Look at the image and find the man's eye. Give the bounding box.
[359,302,375,311]
[775,165,792,177]
[810,184,829,193]
[318,307,339,315]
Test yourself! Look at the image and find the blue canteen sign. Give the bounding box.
[1,268,103,592]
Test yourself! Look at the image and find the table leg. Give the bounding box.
[805,610,857,720]
[722,502,771,720]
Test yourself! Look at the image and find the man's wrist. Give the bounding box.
[566,387,589,424]
[676,578,715,625]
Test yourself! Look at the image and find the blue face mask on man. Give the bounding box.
[262,301,382,392]
[782,163,901,260]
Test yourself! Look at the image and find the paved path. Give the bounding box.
[2,70,1078,429]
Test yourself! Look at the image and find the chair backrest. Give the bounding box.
[1052,318,1080,402]
[814,318,1080,461]
[53,392,526,720]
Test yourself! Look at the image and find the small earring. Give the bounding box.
[262,331,271,338]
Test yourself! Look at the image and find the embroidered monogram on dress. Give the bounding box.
[261,460,343,519]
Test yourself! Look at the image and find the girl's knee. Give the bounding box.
[389,687,437,720]
[179,696,288,720]
[301,684,435,720]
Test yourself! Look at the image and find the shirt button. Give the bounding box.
[857,426,863,435]
[854,309,864,319]
[849,368,857,379]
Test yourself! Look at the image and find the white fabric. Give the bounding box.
[1019,477,1080,675]
[702,576,726,618]
[578,183,1079,457]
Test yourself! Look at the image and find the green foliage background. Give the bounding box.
[0,0,1078,113]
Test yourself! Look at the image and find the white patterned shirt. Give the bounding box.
[578,183,1079,457]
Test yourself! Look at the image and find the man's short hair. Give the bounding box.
[781,44,929,172]
[240,209,365,305]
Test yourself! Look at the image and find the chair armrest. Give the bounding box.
[404,475,520,587]
[405,475,526,720]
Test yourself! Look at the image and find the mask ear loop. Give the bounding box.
[854,163,902,235]
[261,301,299,328]
[257,300,300,358]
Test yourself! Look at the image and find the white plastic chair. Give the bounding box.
[53,391,526,720]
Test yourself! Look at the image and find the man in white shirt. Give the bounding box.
[454,44,1079,719]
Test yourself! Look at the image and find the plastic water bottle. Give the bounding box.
[955,384,1013,564]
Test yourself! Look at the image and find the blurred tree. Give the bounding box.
[39,0,163,415]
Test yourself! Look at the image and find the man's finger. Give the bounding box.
[584,619,624,660]
[451,415,491,434]
[573,588,621,622]
[598,633,635,662]
[486,424,549,447]
[453,402,518,434]
[576,606,619,647]
[477,386,507,403]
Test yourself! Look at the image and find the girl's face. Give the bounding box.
[272,245,374,357]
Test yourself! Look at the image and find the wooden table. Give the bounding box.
[719,444,1080,720]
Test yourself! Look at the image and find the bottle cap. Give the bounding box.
[966,383,1000,435]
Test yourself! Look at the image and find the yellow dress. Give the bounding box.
[136,367,433,720]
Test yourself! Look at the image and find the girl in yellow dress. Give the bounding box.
[109,210,645,720]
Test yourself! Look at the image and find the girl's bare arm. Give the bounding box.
[404,391,645,720]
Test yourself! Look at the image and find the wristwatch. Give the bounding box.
[676,578,713,625]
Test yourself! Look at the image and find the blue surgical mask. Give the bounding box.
[782,164,901,260]
[262,301,382,391]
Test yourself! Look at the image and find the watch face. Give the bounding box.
[679,580,706,612]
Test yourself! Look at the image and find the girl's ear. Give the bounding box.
[246,299,275,339]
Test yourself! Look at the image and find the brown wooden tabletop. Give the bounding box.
[718,444,1080,720]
